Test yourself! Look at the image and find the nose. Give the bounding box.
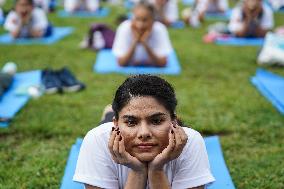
[136,21,145,30]
[137,122,152,140]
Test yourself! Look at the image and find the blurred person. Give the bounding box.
[4,0,52,38]
[182,0,229,27]
[112,1,173,67]
[228,0,274,37]
[149,0,179,26]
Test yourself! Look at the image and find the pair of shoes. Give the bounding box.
[41,67,85,94]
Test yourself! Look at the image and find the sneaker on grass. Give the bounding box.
[57,68,85,93]
[41,69,62,94]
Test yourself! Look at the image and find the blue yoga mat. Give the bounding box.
[124,1,134,9]
[58,7,109,18]
[94,49,181,75]
[182,0,194,5]
[0,70,41,128]
[215,36,264,46]
[60,139,84,189]
[205,10,232,21]
[0,27,74,45]
[206,136,236,189]
[251,69,284,114]
[170,20,185,29]
[60,136,235,189]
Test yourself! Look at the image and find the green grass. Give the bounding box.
[1,2,284,189]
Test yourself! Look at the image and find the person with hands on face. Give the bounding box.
[4,0,50,39]
[112,2,173,67]
[73,75,215,189]
[228,0,274,38]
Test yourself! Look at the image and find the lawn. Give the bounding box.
[0,1,284,189]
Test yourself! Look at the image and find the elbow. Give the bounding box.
[117,58,128,67]
[156,58,167,67]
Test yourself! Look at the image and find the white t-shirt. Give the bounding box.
[195,0,229,13]
[4,7,48,35]
[112,20,173,64]
[64,0,99,12]
[228,4,274,34]
[73,122,215,189]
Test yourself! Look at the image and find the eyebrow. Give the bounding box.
[121,112,167,119]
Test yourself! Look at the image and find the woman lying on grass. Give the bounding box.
[4,0,52,39]
[112,2,173,67]
[73,75,215,189]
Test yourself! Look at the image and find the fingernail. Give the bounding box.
[171,130,174,134]
[173,125,176,128]
[115,127,119,131]
[117,131,120,135]
[112,127,115,131]
[119,136,122,141]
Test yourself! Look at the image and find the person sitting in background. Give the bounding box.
[112,1,173,67]
[182,0,229,27]
[228,0,274,38]
[73,74,215,189]
[149,0,179,26]
[64,0,99,13]
[4,0,52,39]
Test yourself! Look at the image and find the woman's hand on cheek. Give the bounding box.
[149,123,188,171]
[108,127,147,173]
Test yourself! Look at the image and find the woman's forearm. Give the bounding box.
[118,40,138,66]
[124,169,148,189]
[148,169,170,189]
[142,42,167,67]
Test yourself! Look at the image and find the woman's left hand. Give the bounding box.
[149,122,188,171]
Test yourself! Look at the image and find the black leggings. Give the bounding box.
[99,111,115,125]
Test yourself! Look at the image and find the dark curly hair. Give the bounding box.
[15,0,34,6]
[133,0,155,18]
[112,75,177,120]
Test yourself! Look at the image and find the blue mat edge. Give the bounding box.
[250,69,284,114]
[215,38,264,46]
[0,27,74,45]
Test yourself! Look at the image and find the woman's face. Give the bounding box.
[15,0,33,17]
[132,7,154,33]
[114,96,174,162]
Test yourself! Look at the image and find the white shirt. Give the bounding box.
[4,8,48,34]
[73,122,215,189]
[228,4,274,34]
[195,0,229,13]
[112,20,173,64]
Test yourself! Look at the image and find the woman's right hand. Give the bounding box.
[108,127,147,173]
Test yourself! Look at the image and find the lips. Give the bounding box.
[136,143,157,150]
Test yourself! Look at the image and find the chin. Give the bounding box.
[136,154,156,162]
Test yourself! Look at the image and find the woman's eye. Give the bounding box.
[152,118,163,125]
[125,120,136,127]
